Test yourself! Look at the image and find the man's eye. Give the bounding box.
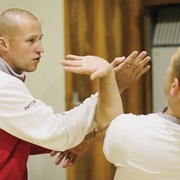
[27,39,35,43]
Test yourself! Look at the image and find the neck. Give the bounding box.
[0,58,25,82]
[165,106,180,119]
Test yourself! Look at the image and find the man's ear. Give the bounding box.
[0,37,8,51]
[170,78,179,96]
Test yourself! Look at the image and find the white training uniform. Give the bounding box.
[103,113,180,180]
[0,59,97,151]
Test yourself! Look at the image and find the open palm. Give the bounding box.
[60,55,112,80]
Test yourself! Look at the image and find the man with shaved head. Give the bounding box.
[0,8,43,74]
[103,47,180,180]
[0,8,150,179]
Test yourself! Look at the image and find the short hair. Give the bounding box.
[173,47,180,80]
[0,8,38,37]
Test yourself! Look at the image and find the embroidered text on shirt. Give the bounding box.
[24,100,36,110]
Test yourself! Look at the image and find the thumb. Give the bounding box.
[111,56,125,68]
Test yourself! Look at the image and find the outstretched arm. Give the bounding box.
[54,55,122,168]
[60,55,122,131]
[52,51,151,167]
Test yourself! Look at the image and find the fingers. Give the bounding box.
[124,51,147,68]
[119,51,139,69]
[54,151,69,165]
[133,63,151,81]
[53,151,78,168]
[111,56,125,68]
[139,55,151,67]
[132,51,148,66]
[60,56,94,76]
[132,55,151,78]
[136,65,150,80]
[62,152,77,168]
[127,52,151,83]
[112,51,139,72]
[60,60,82,67]
[90,73,96,81]
[66,54,83,60]
[60,54,83,68]
[67,154,78,166]
[114,51,148,70]
[50,150,58,157]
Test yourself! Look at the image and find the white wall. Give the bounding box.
[152,47,177,112]
[0,0,66,179]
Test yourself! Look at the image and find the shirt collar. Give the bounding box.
[0,58,26,82]
[157,107,180,124]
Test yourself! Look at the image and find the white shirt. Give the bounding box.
[0,70,97,151]
[103,113,180,180]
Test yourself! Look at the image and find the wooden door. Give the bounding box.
[64,0,151,179]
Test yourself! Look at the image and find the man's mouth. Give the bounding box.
[33,57,41,61]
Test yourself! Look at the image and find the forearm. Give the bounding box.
[60,55,123,140]
[0,79,98,151]
[96,69,123,133]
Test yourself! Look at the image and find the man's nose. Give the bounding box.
[36,41,44,53]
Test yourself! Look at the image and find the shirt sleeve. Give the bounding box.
[103,114,129,166]
[30,144,51,155]
[0,74,98,151]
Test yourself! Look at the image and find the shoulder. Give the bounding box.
[105,113,162,139]
[0,71,31,97]
[103,113,160,164]
[110,113,160,127]
[0,71,23,85]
